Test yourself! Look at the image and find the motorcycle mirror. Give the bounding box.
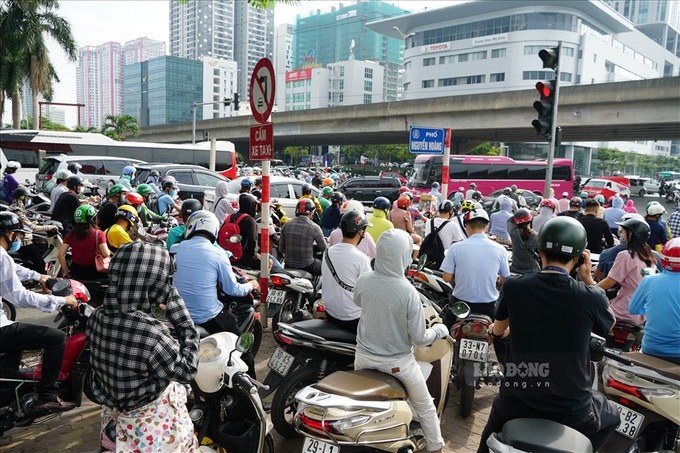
[416,254,427,271]
[229,234,242,244]
[450,301,471,319]
[237,332,254,353]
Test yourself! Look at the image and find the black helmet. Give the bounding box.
[616,217,651,242]
[0,212,30,234]
[302,184,312,195]
[296,198,316,216]
[537,217,587,258]
[502,187,511,196]
[149,170,161,177]
[340,209,371,234]
[254,177,262,186]
[67,162,82,173]
[12,187,31,201]
[513,208,533,225]
[472,191,482,201]
[181,199,203,217]
[331,192,345,204]
[438,200,454,213]
[162,180,176,190]
[373,196,391,211]
[66,176,84,190]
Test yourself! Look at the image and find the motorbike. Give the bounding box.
[0,278,93,437]
[218,266,263,358]
[606,320,644,353]
[189,331,274,453]
[665,187,680,207]
[266,268,318,331]
[293,301,469,453]
[408,265,453,309]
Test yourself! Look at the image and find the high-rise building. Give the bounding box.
[292,2,408,102]
[200,56,238,120]
[97,42,123,126]
[169,0,273,101]
[273,24,293,109]
[44,106,66,126]
[76,46,100,128]
[123,37,166,66]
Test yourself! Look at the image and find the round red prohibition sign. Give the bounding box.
[249,58,276,124]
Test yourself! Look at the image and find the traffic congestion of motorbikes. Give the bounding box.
[1,160,679,453]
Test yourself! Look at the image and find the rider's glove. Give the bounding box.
[431,323,449,339]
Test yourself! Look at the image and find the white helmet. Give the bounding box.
[185,210,220,242]
[341,199,365,214]
[5,161,20,170]
[620,212,645,222]
[646,202,666,216]
[463,208,490,223]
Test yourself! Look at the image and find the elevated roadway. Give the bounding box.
[133,77,680,149]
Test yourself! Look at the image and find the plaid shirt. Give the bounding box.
[668,207,680,239]
[279,215,327,268]
[86,242,199,411]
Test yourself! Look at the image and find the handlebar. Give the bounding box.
[602,348,635,367]
[233,372,257,394]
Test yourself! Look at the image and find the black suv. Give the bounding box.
[337,176,404,205]
[133,164,229,203]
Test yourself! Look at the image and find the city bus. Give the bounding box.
[408,154,574,199]
[656,171,680,182]
[0,129,238,182]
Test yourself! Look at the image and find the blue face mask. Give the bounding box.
[9,238,21,253]
[170,189,177,197]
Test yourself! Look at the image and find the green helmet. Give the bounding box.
[136,184,153,196]
[74,204,97,224]
[537,216,587,258]
[322,186,334,196]
[108,184,128,198]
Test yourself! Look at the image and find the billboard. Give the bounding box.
[285,69,312,83]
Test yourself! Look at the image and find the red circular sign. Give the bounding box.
[249,58,276,124]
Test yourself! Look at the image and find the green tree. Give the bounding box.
[100,114,140,141]
[283,146,308,166]
[72,124,98,133]
[468,142,502,156]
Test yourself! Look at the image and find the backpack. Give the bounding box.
[0,175,7,202]
[147,194,161,215]
[217,213,249,262]
[419,219,450,269]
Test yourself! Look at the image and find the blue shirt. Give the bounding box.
[629,272,680,359]
[157,194,175,215]
[597,244,663,277]
[440,233,510,303]
[172,236,252,324]
[646,218,667,249]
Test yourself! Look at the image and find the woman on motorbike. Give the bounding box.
[104,205,139,253]
[597,217,655,325]
[507,208,541,275]
[58,204,111,281]
[213,180,235,224]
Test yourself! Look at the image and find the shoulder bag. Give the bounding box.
[95,230,111,273]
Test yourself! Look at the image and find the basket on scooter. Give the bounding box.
[214,419,259,450]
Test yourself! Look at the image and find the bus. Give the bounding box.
[409,154,574,199]
[0,129,238,182]
[656,171,680,182]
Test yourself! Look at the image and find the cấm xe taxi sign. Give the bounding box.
[249,123,273,161]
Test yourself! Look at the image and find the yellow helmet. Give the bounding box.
[460,200,476,212]
[114,204,140,227]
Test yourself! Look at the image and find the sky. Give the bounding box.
[4,0,455,128]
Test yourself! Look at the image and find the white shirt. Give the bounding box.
[321,243,371,321]
[50,184,68,209]
[424,216,466,248]
[464,189,476,200]
[328,228,376,259]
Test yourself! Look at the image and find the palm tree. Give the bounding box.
[100,114,140,141]
[72,124,98,133]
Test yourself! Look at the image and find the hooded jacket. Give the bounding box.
[532,205,556,233]
[489,197,512,239]
[231,193,259,267]
[623,199,637,214]
[213,181,235,224]
[354,229,438,357]
[604,196,626,229]
[366,208,393,243]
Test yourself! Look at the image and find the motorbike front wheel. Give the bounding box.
[271,366,319,439]
[459,383,475,418]
[272,296,296,331]
[263,433,274,453]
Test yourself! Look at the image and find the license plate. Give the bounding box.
[612,402,644,439]
[459,339,489,362]
[268,347,295,377]
[302,437,340,453]
[267,289,286,305]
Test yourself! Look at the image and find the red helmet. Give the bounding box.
[295,198,316,216]
[660,238,680,272]
[513,208,532,224]
[125,192,144,206]
[539,198,557,211]
[397,196,410,208]
[398,186,410,194]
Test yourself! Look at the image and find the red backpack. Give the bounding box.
[217,213,249,262]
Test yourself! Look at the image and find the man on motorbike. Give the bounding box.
[49,169,72,208]
[578,198,614,254]
[669,204,680,238]
[52,176,99,234]
[134,184,166,228]
[366,196,394,243]
[479,216,619,453]
[354,228,449,453]
[172,210,260,377]
[104,205,138,253]
[321,191,343,237]
[299,183,323,224]
[629,238,680,365]
[98,184,129,231]
[116,165,135,192]
[157,180,182,216]
[213,180,235,224]
[558,196,583,219]
[645,202,668,251]
[166,198,202,249]
[321,209,372,334]
[0,212,78,415]
[279,198,327,275]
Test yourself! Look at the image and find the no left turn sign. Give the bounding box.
[249,58,276,124]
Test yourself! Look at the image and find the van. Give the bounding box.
[582,177,631,200]
[36,155,145,194]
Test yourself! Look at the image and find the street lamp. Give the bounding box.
[393,26,416,40]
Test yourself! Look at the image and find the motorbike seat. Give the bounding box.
[623,352,680,381]
[289,319,356,344]
[279,268,315,280]
[491,418,593,453]
[315,370,407,401]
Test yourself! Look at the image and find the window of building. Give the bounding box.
[467,75,484,84]
[440,55,454,64]
[338,93,344,102]
[422,79,434,88]
[364,80,373,92]
[491,48,506,58]
[363,94,372,104]
[560,72,572,82]
[457,53,468,62]
[593,54,597,63]
[403,82,410,91]
[439,78,456,87]
[524,45,543,55]
[404,61,411,70]
[490,72,505,82]
[423,57,436,66]
[364,67,373,79]
[293,93,304,103]
[306,92,311,102]
[470,51,487,60]
[564,47,575,57]
[522,70,554,80]
[339,66,344,76]
[339,80,344,90]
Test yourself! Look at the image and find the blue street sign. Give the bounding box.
[409,126,445,154]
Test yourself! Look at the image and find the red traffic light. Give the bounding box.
[535,81,554,98]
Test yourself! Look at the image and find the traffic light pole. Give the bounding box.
[543,41,562,198]
[191,99,234,144]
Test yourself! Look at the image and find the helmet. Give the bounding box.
[162,179,177,190]
[432,182,440,189]
[5,161,20,170]
[397,196,410,208]
[403,191,414,201]
[12,187,31,201]
[163,175,177,184]
[295,198,316,216]
[254,177,262,186]
[74,204,98,224]
[510,184,518,192]
[594,194,605,205]
[0,212,30,234]
[149,170,161,177]
[372,196,391,211]
[54,169,72,181]
[322,186,334,196]
[331,192,345,204]
[620,212,645,222]
[122,165,135,176]
[185,210,219,241]
[66,176,84,190]
[136,184,153,196]
[108,184,128,198]
[67,162,82,173]
[469,183,477,189]
[181,198,203,217]
[323,178,333,187]
[537,217,587,258]
[472,191,482,201]
[340,210,371,234]
[438,200,454,213]
[458,186,464,192]
[502,187,511,196]
[302,184,312,195]
[460,200,476,212]
[646,202,665,216]
[463,208,489,223]
[124,192,144,206]
[341,200,364,214]
[399,186,410,194]
[660,238,680,272]
[616,217,651,241]
[562,192,569,197]
[580,191,589,199]
[539,199,557,211]
[513,208,533,224]
[114,205,139,226]
[569,197,582,207]
[240,178,252,188]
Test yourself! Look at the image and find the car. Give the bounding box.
[379,171,408,185]
[132,163,229,203]
[36,155,145,194]
[582,177,631,200]
[627,177,660,196]
[336,176,404,205]
[480,189,542,212]
[204,176,321,219]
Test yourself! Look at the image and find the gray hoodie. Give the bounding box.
[354,229,438,357]
[213,181,235,224]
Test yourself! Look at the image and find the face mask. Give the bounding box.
[170,190,177,197]
[24,199,32,207]
[9,238,21,253]
[77,187,84,195]
[137,206,143,214]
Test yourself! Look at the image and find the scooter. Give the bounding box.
[293,301,468,453]
[189,331,274,453]
[267,268,318,331]
[218,267,263,358]
[0,278,93,437]
[408,265,453,309]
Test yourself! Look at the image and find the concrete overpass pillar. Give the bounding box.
[563,144,574,160]
[583,147,593,176]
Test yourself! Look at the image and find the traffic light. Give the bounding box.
[538,47,559,69]
[233,93,240,111]
[223,97,231,106]
[532,80,556,137]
